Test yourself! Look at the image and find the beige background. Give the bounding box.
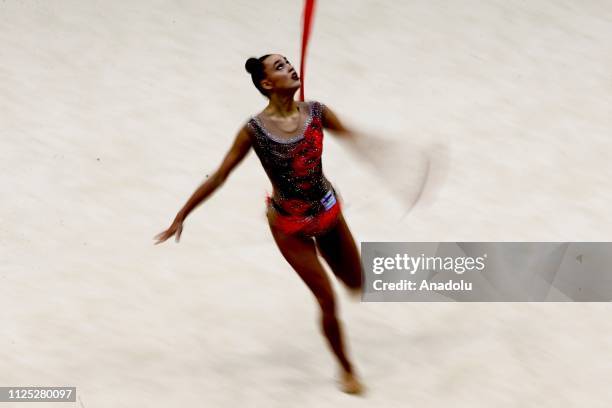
[2,0,611,406]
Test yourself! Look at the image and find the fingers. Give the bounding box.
[153,225,183,245]
[153,231,169,245]
[153,229,173,245]
[153,231,164,244]
[154,230,166,240]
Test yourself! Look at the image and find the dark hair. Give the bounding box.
[245,54,271,96]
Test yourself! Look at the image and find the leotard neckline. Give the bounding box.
[252,101,314,144]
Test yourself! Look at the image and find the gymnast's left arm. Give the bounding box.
[321,103,379,159]
[320,103,399,177]
[321,104,359,141]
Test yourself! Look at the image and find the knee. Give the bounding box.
[346,266,363,290]
[348,274,363,290]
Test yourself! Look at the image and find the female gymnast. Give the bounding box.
[154,54,364,394]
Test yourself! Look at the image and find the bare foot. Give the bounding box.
[338,371,365,395]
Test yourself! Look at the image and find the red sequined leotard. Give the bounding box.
[247,101,341,237]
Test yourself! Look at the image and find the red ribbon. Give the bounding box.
[299,0,316,102]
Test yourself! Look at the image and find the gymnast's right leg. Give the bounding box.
[267,219,363,394]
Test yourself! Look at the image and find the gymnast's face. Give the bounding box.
[260,54,300,95]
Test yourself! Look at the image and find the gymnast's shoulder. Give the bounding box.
[308,101,349,134]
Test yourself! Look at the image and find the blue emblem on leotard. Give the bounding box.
[320,190,336,211]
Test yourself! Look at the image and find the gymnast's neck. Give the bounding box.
[265,91,301,118]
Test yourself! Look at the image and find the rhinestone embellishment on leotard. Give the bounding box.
[247,101,331,209]
[252,103,314,144]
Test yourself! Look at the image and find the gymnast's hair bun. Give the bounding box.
[246,54,271,96]
[245,57,261,74]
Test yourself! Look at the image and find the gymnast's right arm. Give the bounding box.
[153,125,252,244]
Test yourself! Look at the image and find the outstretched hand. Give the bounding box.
[154,217,184,244]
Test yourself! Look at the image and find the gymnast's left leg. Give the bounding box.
[314,211,365,392]
[315,212,364,298]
